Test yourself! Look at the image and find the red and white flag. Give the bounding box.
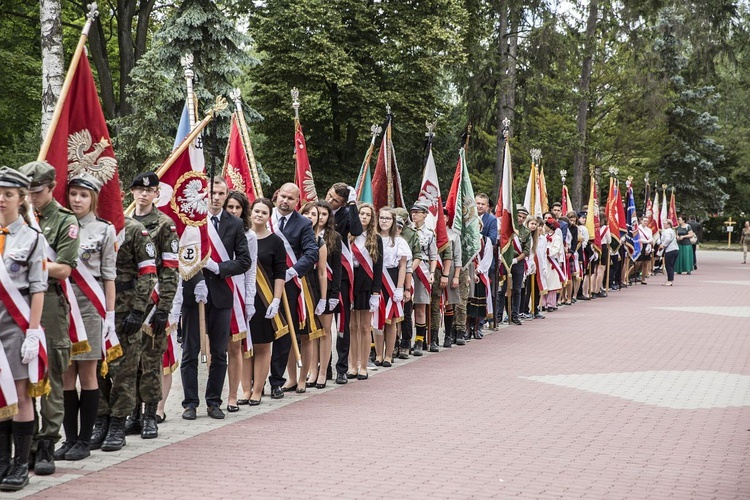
[416,146,449,252]
[223,114,257,202]
[294,119,318,208]
[39,50,124,232]
[372,114,404,212]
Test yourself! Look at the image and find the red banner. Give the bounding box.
[294,120,317,209]
[223,114,256,202]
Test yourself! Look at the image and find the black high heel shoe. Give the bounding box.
[315,381,327,389]
[357,372,368,380]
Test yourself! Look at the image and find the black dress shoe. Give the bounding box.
[270,386,285,399]
[248,399,261,406]
[207,405,225,419]
[305,381,316,388]
[237,399,250,406]
[511,317,523,326]
[281,384,298,393]
[53,441,75,461]
[226,405,240,413]
[382,360,392,367]
[346,372,357,379]
[357,372,368,380]
[315,381,327,389]
[335,373,348,385]
[156,413,166,424]
[182,407,197,420]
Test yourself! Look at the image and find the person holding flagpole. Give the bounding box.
[0,167,48,491]
[18,161,80,476]
[125,172,180,439]
[269,183,318,398]
[325,182,362,385]
[55,174,115,462]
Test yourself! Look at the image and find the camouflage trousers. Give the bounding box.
[137,324,167,405]
[430,281,444,338]
[455,270,469,334]
[98,313,141,418]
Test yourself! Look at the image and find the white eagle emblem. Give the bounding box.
[170,171,209,227]
[302,170,317,202]
[67,129,118,182]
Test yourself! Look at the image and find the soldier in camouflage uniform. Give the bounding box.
[125,173,179,440]
[19,161,79,476]
[393,207,421,359]
[92,216,156,452]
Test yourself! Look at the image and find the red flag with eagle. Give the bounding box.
[417,145,449,252]
[372,114,405,212]
[668,189,678,226]
[495,139,516,269]
[40,50,124,232]
[223,114,257,203]
[294,119,317,208]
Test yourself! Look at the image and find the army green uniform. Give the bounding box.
[98,217,156,418]
[35,199,79,447]
[430,239,453,347]
[398,223,422,351]
[134,207,179,405]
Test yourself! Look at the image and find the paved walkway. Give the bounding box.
[12,250,750,499]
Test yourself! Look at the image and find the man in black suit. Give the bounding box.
[325,183,362,384]
[269,183,319,399]
[181,177,251,420]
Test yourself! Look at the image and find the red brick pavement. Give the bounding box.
[28,251,750,499]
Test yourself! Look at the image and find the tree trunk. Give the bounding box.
[39,0,64,141]
[117,0,136,119]
[493,4,509,202]
[86,12,116,120]
[572,0,598,210]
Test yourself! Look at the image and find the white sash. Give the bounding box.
[207,219,247,339]
[46,245,88,350]
[269,215,306,326]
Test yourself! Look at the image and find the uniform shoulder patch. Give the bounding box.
[169,225,177,232]
[141,229,149,237]
[145,242,156,258]
[68,224,79,239]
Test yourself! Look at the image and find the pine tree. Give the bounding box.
[655,7,727,214]
[116,0,258,183]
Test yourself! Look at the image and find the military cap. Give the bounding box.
[393,207,409,221]
[129,172,159,189]
[18,161,56,192]
[577,211,587,219]
[517,206,529,216]
[0,166,31,190]
[410,202,429,213]
[396,216,405,228]
[68,172,103,194]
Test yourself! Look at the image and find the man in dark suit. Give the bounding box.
[181,177,251,420]
[325,183,362,384]
[475,193,497,334]
[269,183,319,398]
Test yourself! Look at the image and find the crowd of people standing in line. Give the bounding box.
[0,162,701,492]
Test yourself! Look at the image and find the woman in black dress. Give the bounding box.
[247,198,286,405]
[308,200,340,388]
[349,203,383,380]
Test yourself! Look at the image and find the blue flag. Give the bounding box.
[626,186,641,261]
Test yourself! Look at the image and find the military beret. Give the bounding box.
[129,172,159,189]
[0,166,31,190]
[68,172,103,194]
[18,161,56,192]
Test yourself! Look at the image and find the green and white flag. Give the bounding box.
[446,147,480,263]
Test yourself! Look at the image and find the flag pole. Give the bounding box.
[355,124,381,199]
[424,120,436,344]
[38,3,99,160]
[384,104,393,208]
[229,88,263,197]
[502,119,512,325]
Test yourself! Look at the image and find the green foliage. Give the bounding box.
[116,0,258,183]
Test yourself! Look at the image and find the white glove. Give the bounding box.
[315,299,326,315]
[21,328,43,365]
[393,288,404,302]
[591,252,599,262]
[285,267,298,282]
[527,259,537,275]
[205,258,220,274]
[347,186,357,204]
[512,258,518,265]
[246,303,256,321]
[194,281,208,304]
[104,310,117,335]
[265,298,280,319]
[369,294,380,312]
[428,271,435,284]
[328,298,339,311]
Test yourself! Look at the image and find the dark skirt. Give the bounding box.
[468,280,488,319]
[352,266,373,311]
[249,294,275,345]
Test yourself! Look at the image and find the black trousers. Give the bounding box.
[270,282,301,387]
[400,299,414,348]
[181,302,231,409]
[665,249,679,282]
[498,262,525,319]
[335,278,352,376]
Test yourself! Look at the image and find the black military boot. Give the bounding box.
[141,403,159,439]
[33,439,55,476]
[0,421,11,480]
[443,329,453,348]
[101,417,126,452]
[412,339,424,357]
[455,330,467,346]
[124,404,142,436]
[429,331,440,352]
[90,415,109,450]
[0,422,33,491]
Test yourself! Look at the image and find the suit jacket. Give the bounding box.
[203,210,251,307]
[276,210,319,277]
[334,203,363,244]
[481,212,498,246]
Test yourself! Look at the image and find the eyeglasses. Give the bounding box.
[133,187,158,194]
[379,217,393,221]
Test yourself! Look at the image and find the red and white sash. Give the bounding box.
[269,216,306,327]
[207,219,247,340]
[476,237,494,316]
[381,266,403,321]
[0,257,47,394]
[70,260,106,318]
[46,245,88,354]
[414,261,432,295]
[340,242,355,303]
[0,344,18,419]
[162,330,179,375]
